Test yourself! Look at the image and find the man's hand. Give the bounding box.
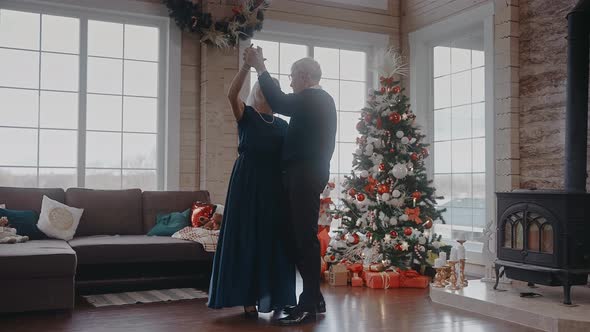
[243,46,267,74]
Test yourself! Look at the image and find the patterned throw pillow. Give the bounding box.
[190,202,215,228]
[37,196,84,241]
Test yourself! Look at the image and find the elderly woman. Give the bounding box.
[207,50,296,318]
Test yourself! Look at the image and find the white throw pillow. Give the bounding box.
[37,195,83,241]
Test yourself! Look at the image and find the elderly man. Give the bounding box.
[244,47,337,325]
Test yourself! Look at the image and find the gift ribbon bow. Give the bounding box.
[405,207,422,224]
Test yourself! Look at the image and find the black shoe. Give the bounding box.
[243,307,258,319]
[283,300,326,315]
[277,311,316,325]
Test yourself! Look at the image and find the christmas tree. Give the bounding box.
[326,50,451,274]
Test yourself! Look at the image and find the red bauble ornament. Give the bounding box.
[392,86,401,94]
[379,163,386,171]
[390,230,398,238]
[421,148,429,157]
[389,112,401,124]
[377,184,390,195]
[411,191,422,200]
[357,193,366,202]
[423,218,433,229]
[364,114,372,123]
[356,121,364,131]
[376,117,383,129]
[330,255,336,261]
[380,87,386,94]
[394,244,403,251]
[390,148,395,153]
[404,227,413,236]
[410,153,419,161]
[349,188,357,197]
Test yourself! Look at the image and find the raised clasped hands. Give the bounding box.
[243,44,266,72]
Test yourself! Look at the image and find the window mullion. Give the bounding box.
[36,14,42,187]
[77,17,88,187]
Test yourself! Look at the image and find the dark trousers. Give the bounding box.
[282,162,328,312]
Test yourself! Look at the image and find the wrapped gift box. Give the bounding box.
[329,264,348,286]
[351,273,363,287]
[399,269,430,289]
[363,271,400,289]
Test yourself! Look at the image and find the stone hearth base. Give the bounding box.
[430,280,590,332]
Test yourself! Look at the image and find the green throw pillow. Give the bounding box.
[0,208,47,240]
[147,209,191,236]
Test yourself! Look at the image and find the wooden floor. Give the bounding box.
[1,283,540,332]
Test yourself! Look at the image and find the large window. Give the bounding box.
[410,4,494,258]
[0,6,165,190]
[249,38,368,202]
[431,29,487,251]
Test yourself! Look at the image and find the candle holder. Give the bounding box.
[459,259,468,287]
[433,266,446,288]
[447,260,460,290]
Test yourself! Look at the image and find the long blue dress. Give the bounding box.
[208,105,296,313]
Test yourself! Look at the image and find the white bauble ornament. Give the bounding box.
[401,137,410,145]
[392,164,408,179]
[399,214,409,222]
[432,241,441,249]
[396,131,404,138]
[418,236,427,245]
[355,148,362,156]
[360,170,369,178]
[392,190,401,198]
[410,138,417,144]
[384,234,392,242]
[389,217,398,225]
[364,150,374,156]
[381,193,391,201]
[392,199,403,207]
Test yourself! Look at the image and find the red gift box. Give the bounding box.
[351,273,363,287]
[363,271,400,289]
[398,269,430,289]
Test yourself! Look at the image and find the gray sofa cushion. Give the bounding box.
[0,240,76,279]
[69,235,211,264]
[0,187,65,214]
[142,191,210,233]
[66,188,143,236]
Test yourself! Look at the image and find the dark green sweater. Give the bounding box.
[258,71,337,171]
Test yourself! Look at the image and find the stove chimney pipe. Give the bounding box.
[565,0,590,192]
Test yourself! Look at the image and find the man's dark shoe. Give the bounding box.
[282,300,326,315]
[277,310,316,325]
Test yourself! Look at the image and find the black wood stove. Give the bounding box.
[494,0,590,305]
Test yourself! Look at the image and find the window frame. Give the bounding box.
[409,3,495,264]
[0,0,180,190]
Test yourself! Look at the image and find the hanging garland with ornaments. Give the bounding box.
[162,0,269,48]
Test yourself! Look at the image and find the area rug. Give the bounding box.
[83,288,208,307]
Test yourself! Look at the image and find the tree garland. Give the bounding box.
[162,0,269,48]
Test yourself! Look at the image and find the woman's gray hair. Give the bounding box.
[291,57,322,83]
[247,77,280,107]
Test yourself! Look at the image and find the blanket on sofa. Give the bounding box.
[172,227,219,252]
[0,227,29,244]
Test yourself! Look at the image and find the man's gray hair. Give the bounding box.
[291,57,322,83]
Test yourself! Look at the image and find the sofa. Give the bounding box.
[0,187,215,313]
